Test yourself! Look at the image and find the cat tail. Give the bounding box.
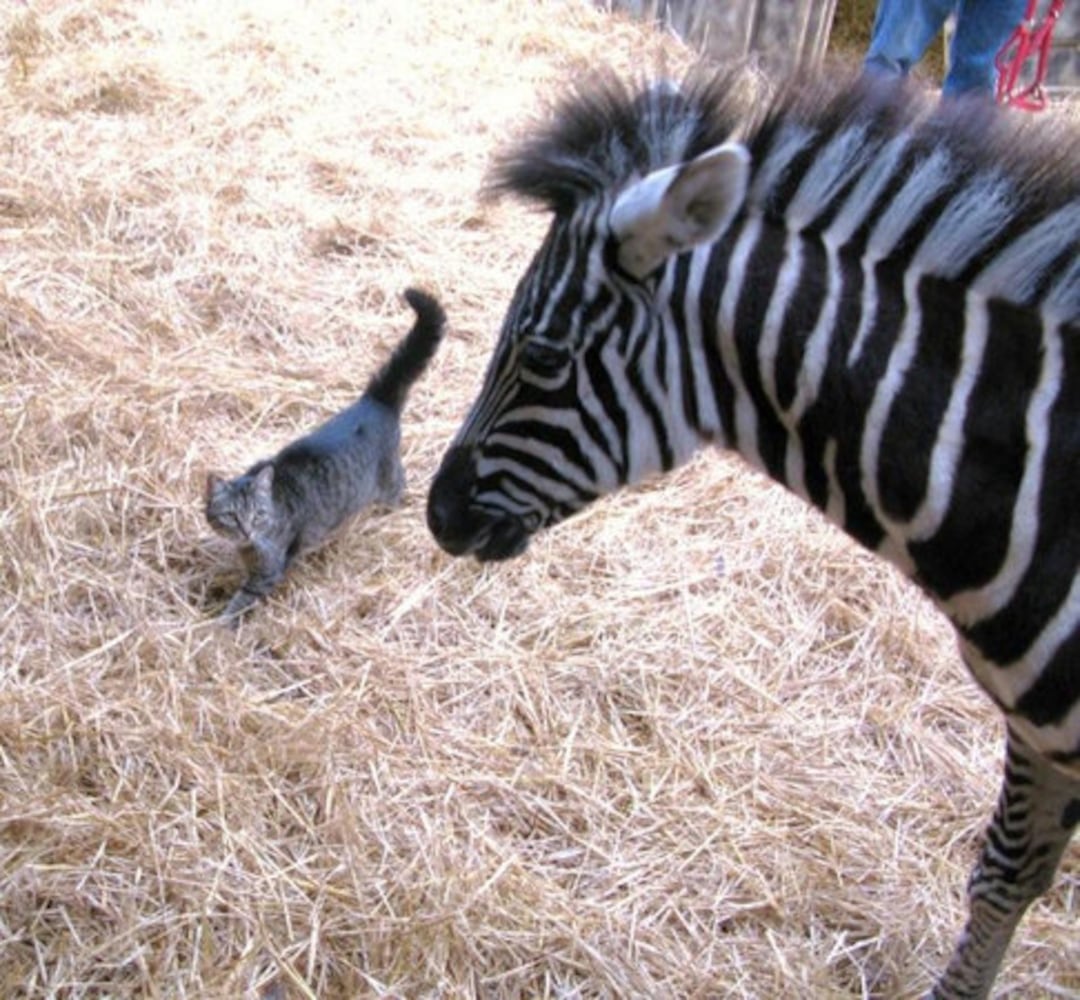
[364,288,446,411]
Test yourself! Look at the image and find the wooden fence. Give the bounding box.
[597,0,839,76]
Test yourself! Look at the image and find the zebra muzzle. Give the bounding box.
[427,446,531,562]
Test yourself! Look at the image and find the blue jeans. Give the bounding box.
[864,0,1028,97]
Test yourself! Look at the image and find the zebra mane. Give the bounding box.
[485,67,751,214]
[490,63,1080,236]
[488,64,1078,316]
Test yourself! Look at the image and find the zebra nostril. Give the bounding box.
[426,492,449,540]
[427,445,476,547]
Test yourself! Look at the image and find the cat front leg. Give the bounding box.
[220,545,287,621]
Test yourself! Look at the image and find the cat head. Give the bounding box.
[204,464,275,543]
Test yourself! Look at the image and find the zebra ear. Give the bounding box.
[610,143,750,280]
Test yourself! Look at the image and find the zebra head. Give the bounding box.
[428,74,751,561]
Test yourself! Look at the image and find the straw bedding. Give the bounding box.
[1,1,1076,996]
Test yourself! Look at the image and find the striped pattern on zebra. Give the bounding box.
[426,66,1078,999]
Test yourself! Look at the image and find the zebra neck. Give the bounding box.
[681,212,956,570]
[671,208,1076,665]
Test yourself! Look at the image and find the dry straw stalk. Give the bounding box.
[1,1,1076,997]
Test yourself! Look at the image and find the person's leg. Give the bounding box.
[945,0,1029,97]
[864,0,958,78]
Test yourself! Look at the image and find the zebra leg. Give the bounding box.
[931,729,1080,1000]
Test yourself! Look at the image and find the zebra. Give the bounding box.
[426,66,1079,999]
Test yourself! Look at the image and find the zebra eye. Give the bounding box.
[521,340,571,376]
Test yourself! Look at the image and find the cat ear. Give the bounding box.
[205,473,224,502]
[253,464,275,497]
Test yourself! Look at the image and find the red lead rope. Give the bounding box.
[995,0,1066,110]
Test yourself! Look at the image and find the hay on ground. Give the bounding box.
[1,1,1076,997]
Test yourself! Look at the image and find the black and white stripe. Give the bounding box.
[427,66,1079,999]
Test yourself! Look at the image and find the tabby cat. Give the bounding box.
[206,288,445,619]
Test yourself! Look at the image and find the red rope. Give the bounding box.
[995,0,1066,111]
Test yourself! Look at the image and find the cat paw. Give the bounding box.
[219,592,257,623]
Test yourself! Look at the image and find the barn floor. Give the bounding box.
[1,2,1076,997]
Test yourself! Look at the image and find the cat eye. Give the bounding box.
[521,340,571,377]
